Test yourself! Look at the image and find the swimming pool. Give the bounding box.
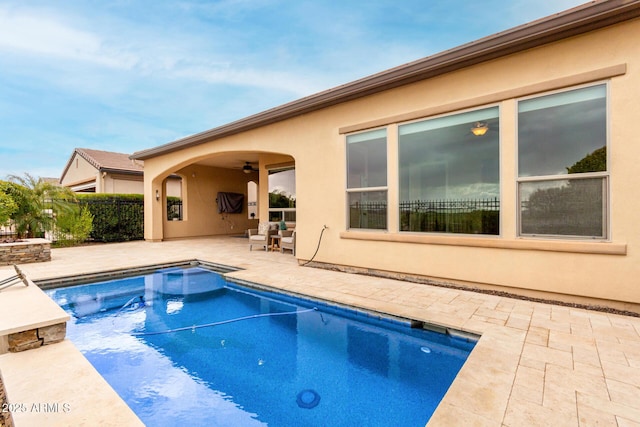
[46,265,476,426]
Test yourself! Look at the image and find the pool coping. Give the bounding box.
[35,259,241,289]
[1,238,639,426]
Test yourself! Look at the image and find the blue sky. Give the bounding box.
[0,0,586,179]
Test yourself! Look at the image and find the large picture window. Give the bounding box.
[517,84,608,238]
[346,129,387,230]
[398,107,500,235]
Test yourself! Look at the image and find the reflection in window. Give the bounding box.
[268,168,296,223]
[348,191,387,230]
[518,84,607,238]
[346,129,387,230]
[520,179,604,237]
[398,107,500,234]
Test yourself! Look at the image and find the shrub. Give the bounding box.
[76,194,144,242]
[53,205,94,247]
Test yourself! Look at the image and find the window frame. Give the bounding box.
[267,166,296,223]
[397,104,501,236]
[515,82,610,240]
[345,127,388,231]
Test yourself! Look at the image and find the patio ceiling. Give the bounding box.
[192,152,261,171]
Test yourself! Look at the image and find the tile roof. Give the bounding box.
[75,148,144,173]
[60,148,144,183]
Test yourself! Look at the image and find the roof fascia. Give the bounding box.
[59,151,78,182]
[100,168,144,176]
[75,149,102,170]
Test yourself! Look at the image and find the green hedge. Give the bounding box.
[76,194,144,242]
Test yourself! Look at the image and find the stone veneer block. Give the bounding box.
[6,323,67,353]
[38,323,66,345]
[7,330,41,352]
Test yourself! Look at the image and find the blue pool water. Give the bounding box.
[46,266,476,426]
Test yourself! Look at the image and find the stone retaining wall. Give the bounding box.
[0,239,51,266]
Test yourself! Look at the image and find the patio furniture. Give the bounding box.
[248,222,278,251]
[280,229,296,255]
[269,234,282,251]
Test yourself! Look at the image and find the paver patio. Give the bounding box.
[1,236,639,426]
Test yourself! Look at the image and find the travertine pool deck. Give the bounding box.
[1,237,639,426]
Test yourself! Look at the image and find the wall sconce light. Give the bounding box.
[155,189,160,201]
[471,122,489,136]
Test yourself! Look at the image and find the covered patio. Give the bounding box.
[135,145,297,243]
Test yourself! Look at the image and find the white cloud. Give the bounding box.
[0,6,138,69]
[171,63,323,97]
[0,4,325,99]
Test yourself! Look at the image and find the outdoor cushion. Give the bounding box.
[257,222,270,235]
[281,237,294,244]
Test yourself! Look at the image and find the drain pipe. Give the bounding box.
[302,225,327,267]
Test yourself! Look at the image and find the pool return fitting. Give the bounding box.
[130,307,318,336]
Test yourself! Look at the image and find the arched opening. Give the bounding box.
[146,151,295,240]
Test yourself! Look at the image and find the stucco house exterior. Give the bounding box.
[131,1,640,313]
[60,148,181,196]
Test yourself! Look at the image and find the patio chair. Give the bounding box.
[280,229,296,255]
[248,222,278,251]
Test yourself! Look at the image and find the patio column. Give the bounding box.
[144,177,164,241]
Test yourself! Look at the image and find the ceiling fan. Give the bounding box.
[242,162,259,174]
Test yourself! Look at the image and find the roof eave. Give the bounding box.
[99,168,144,176]
[131,0,640,161]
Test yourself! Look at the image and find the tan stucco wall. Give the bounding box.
[103,174,143,194]
[140,18,640,308]
[60,154,99,189]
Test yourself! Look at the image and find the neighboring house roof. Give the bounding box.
[61,148,144,183]
[131,0,640,161]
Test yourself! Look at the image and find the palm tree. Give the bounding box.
[5,174,76,238]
